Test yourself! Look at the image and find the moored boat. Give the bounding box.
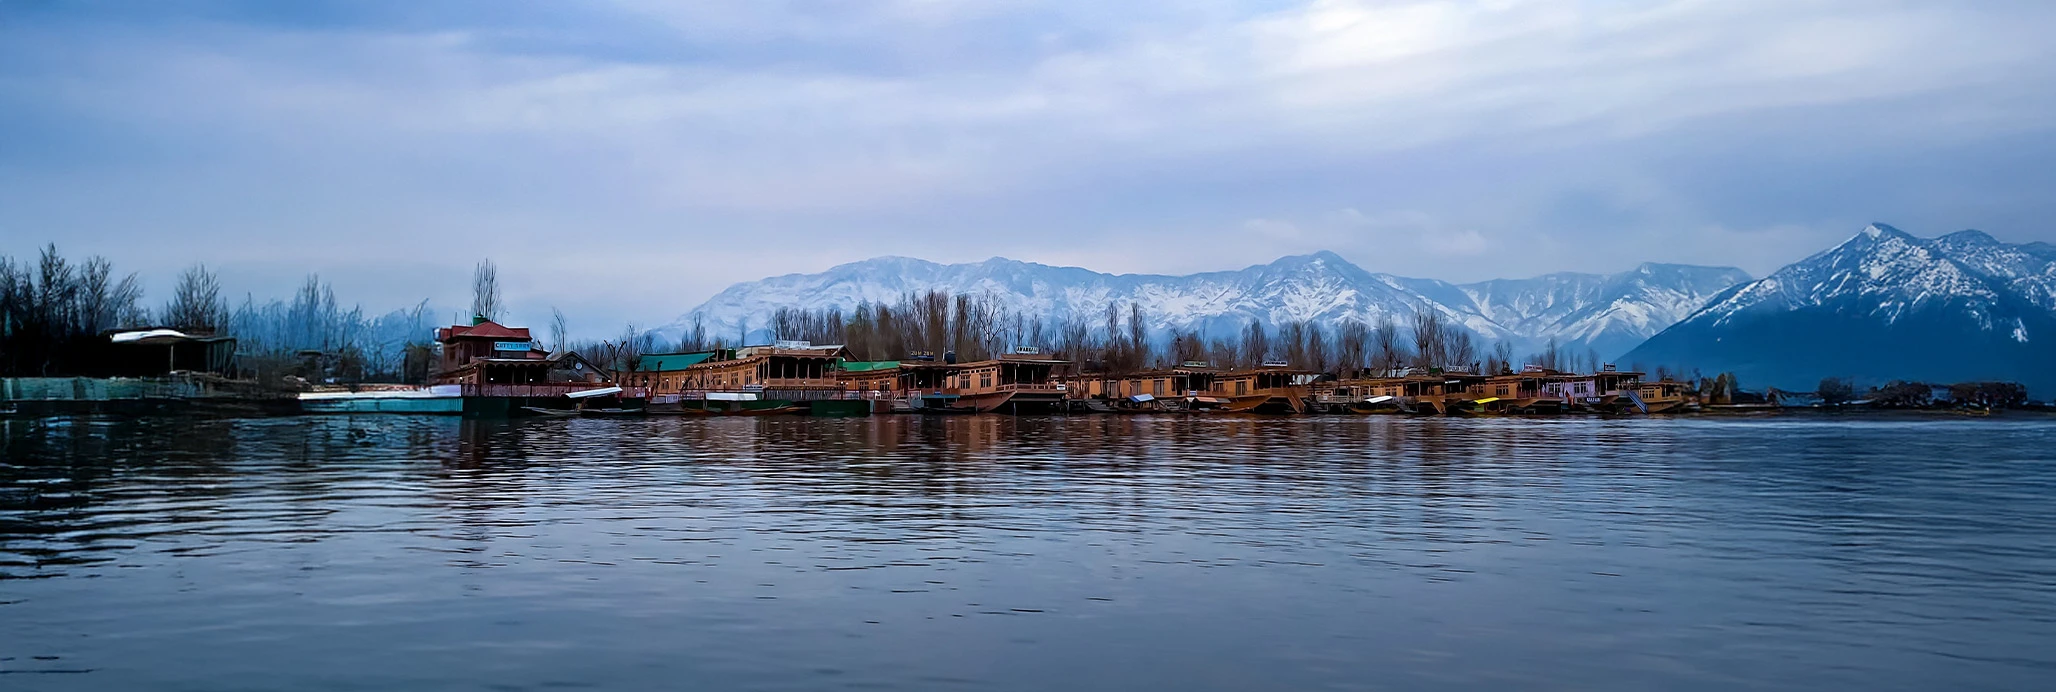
[300,385,464,415]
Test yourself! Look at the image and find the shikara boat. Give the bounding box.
[578,407,649,417]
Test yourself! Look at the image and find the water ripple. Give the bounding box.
[2,414,2053,691]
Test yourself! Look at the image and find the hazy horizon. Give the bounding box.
[7,1,2056,334]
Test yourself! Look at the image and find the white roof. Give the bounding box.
[110,329,191,343]
[565,386,624,399]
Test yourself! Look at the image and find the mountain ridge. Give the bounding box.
[1625,223,2056,394]
[658,251,1751,360]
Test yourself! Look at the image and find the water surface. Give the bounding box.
[4,415,2053,690]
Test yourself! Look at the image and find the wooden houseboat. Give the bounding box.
[834,360,906,409]
[1467,367,1567,414]
[904,352,1069,413]
[1315,374,1421,414]
[1208,363,1313,413]
[1341,369,1483,415]
[1542,365,1645,412]
[835,361,903,393]
[629,341,861,415]
[417,318,628,415]
[1632,378,1693,413]
[1068,364,1219,411]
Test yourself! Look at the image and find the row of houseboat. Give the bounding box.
[298,318,1693,417]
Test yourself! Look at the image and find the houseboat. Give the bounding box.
[904,351,1069,413]
[1467,366,1566,414]
[835,360,908,412]
[1208,363,1314,413]
[1632,378,1693,413]
[1542,364,1644,412]
[1068,363,1219,412]
[1314,377,1408,414]
[1345,369,1474,415]
[632,341,867,416]
[301,317,625,416]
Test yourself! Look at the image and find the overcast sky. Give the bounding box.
[5,0,2055,334]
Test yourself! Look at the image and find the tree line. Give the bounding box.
[2,248,1660,384]
[653,289,1625,378]
[2,245,437,381]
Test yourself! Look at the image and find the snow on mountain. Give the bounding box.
[1451,264,1754,359]
[1625,223,2056,394]
[656,251,1748,359]
[1670,224,2055,331]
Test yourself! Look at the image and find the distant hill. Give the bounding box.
[656,252,1749,359]
[1623,224,2056,395]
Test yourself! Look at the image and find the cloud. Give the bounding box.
[3,0,2055,332]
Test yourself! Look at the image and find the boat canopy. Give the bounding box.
[1365,395,1396,404]
[1129,394,1156,403]
[110,328,205,343]
[565,386,624,399]
[707,392,759,401]
[1472,397,1501,404]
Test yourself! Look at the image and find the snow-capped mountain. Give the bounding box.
[656,251,1748,359]
[1624,224,2056,394]
[1443,264,1754,359]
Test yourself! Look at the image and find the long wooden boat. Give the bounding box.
[670,403,804,416]
[578,407,649,417]
[300,385,464,415]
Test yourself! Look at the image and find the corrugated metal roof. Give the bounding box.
[638,352,716,371]
[838,360,901,372]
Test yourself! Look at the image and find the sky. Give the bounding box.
[4,0,2055,335]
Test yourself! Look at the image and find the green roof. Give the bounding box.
[838,360,900,372]
[638,352,716,371]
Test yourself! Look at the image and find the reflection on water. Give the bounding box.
[3,415,2054,690]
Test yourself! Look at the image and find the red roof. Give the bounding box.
[439,320,532,342]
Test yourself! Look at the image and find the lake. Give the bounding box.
[4,414,2054,690]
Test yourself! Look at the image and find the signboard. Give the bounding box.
[493,341,532,352]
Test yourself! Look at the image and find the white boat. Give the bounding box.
[299,385,464,414]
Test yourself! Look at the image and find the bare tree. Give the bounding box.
[550,307,569,353]
[1127,302,1147,367]
[1336,320,1368,378]
[75,257,143,335]
[1442,324,1476,372]
[1371,314,1408,373]
[1207,334,1240,370]
[1409,308,1445,369]
[1280,321,1306,368]
[164,263,228,332]
[1304,321,1331,373]
[1242,320,1270,366]
[1489,340,1515,374]
[471,259,502,322]
[683,315,709,353]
